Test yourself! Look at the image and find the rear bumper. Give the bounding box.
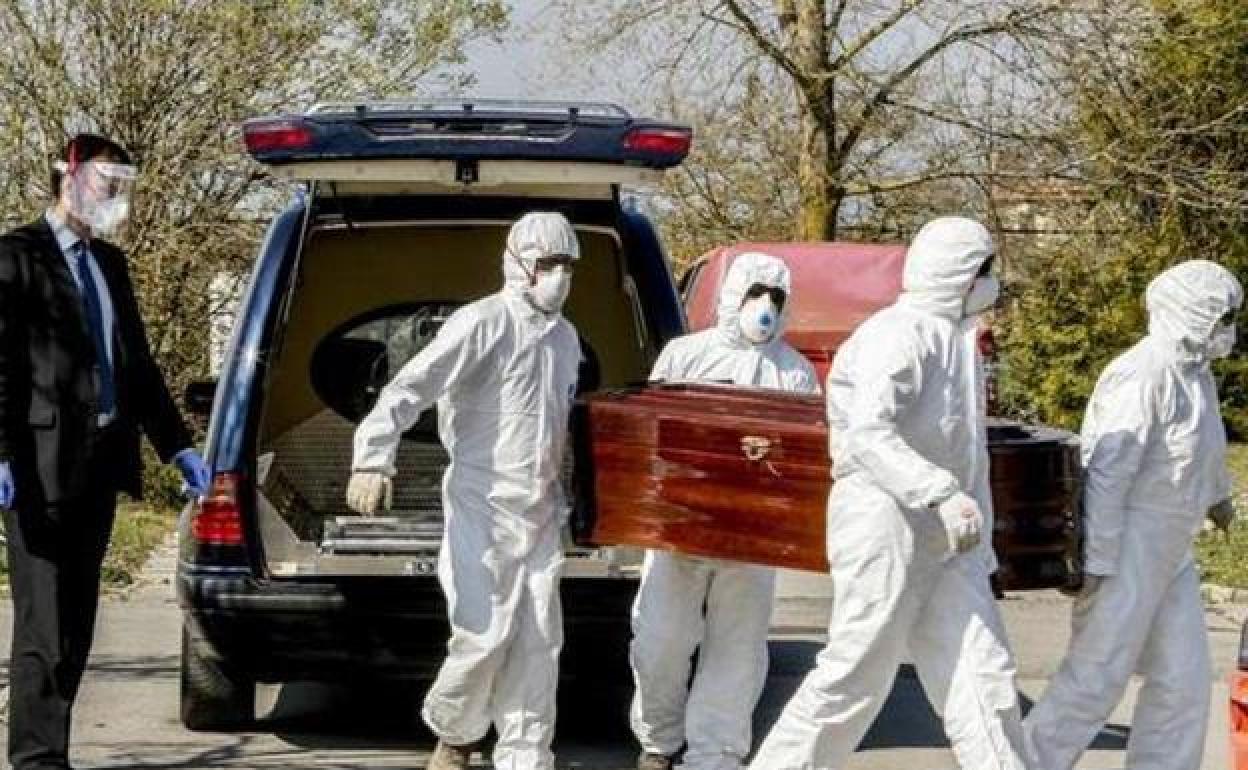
[1233,671,1248,770]
[178,564,638,684]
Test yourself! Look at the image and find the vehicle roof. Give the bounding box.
[244,98,692,171]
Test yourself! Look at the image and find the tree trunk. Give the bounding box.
[790,0,839,240]
[797,108,839,240]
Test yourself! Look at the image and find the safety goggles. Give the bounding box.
[743,283,787,310]
[534,254,577,273]
[976,254,996,278]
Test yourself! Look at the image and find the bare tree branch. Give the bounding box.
[827,0,925,74]
[713,0,808,86]
[828,0,852,36]
[835,4,1065,169]
[884,96,1068,148]
[844,167,1085,197]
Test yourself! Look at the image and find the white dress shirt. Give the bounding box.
[45,209,116,423]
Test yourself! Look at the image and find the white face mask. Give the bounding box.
[963,275,1000,317]
[86,196,130,237]
[739,296,779,344]
[528,265,572,314]
[1208,322,1236,359]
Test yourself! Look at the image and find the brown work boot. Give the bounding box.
[428,739,475,770]
[637,752,673,770]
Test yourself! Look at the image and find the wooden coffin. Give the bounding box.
[571,383,1082,591]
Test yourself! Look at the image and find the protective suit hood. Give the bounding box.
[1145,259,1242,362]
[899,217,995,320]
[501,211,580,299]
[715,251,793,348]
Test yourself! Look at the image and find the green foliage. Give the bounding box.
[998,232,1147,430]
[1195,520,1248,589]
[999,0,1248,435]
[139,443,187,512]
[1194,443,1248,588]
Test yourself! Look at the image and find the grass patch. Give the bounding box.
[101,503,177,587]
[1194,443,1248,589]
[0,501,177,589]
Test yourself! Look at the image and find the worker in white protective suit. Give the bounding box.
[631,252,820,770]
[1023,260,1243,770]
[749,217,1027,770]
[346,211,583,770]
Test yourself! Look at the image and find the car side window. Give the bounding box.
[310,302,459,435]
[677,259,706,304]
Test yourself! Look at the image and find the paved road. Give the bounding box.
[0,552,1242,769]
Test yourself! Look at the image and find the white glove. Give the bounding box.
[934,492,984,556]
[1208,497,1236,535]
[346,471,393,516]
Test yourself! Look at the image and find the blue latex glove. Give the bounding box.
[0,461,13,509]
[173,449,211,498]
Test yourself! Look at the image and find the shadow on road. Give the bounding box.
[264,678,637,764]
[757,641,1130,754]
[88,736,329,770]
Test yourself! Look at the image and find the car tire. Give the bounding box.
[180,626,255,730]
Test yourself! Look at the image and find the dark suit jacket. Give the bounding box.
[0,218,191,508]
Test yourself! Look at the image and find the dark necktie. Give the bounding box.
[71,242,116,417]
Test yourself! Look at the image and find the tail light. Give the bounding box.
[623,127,692,157]
[190,472,244,546]
[977,325,996,357]
[1232,671,1248,737]
[1233,626,1248,756]
[979,323,1000,415]
[242,118,315,154]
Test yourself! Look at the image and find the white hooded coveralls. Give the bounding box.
[1023,259,1243,770]
[630,252,819,770]
[749,217,1027,770]
[352,212,583,770]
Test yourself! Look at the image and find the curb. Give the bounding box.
[1201,582,1248,604]
[106,531,179,601]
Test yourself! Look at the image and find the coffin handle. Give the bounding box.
[741,436,772,462]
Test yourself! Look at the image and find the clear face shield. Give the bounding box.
[58,159,137,237]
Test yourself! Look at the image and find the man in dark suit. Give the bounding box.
[0,133,210,769]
